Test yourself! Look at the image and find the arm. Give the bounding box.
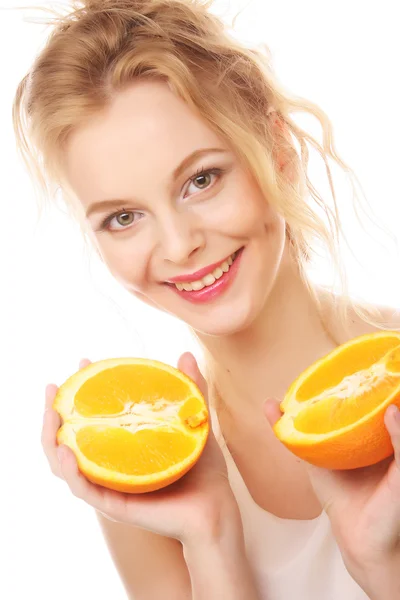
[348,557,400,600]
[97,499,259,600]
[47,356,258,599]
[97,512,192,600]
[183,500,260,600]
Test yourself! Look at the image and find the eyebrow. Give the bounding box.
[85,147,228,219]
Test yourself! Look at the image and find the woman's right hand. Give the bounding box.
[41,353,240,545]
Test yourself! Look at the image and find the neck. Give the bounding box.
[194,254,342,520]
[196,255,338,409]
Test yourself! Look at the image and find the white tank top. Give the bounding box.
[210,407,369,600]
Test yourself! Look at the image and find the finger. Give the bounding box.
[79,358,92,370]
[264,398,283,428]
[41,407,61,452]
[57,445,132,522]
[58,445,105,504]
[41,401,63,478]
[384,404,400,470]
[45,383,58,412]
[305,464,338,517]
[177,352,208,400]
[42,361,91,479]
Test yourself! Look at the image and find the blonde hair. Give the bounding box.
[12,0,394,354]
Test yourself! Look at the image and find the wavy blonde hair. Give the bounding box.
[12,0,393,358]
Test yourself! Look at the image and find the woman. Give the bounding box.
[13,0,400,598]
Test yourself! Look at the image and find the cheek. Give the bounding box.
[240,179,284,239]
[209,180,273,237]
[97,237,150,289]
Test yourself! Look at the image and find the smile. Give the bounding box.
[166,247,244,304]
[173,251,237,291]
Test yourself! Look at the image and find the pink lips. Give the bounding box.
[167,251,236,284]
[167,247,244,304]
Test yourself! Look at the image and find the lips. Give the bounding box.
[166,251,237,284]
[167,246,244,304]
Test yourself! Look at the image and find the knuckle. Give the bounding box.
[40,431,50,452]
[69,474,88,502]
[46,453,60,475]
[73,490,85,501]
[50,465,62,479]
[40,428,54,453]
[68,481,83,500]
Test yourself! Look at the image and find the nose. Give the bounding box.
[157,209,205,265]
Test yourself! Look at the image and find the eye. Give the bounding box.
[185,167,223,197]
[98,209,144,232]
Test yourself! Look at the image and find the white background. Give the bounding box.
[1,1,400,598]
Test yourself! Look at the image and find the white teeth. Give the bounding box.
[172,251,238,291]
[221,261,229,273]
[203,273,216,286]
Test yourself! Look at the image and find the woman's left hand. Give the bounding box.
[265,400,400,599]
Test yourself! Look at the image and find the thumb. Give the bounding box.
[264,397,283,429]
[177,352,208,400]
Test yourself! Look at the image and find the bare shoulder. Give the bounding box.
[346,300,400,337]
[317,287,400,344]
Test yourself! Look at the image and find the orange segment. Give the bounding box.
[54,358,209,492]
[293,373,399,434]
[179,396,208,428]
[274,332,400,469]
[76,427,197,476]
[292,333,400,403]
[74,364,192,416]
[386,345,400,374]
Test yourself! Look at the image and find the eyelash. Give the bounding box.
[97,165,224,233]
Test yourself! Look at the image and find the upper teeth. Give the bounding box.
[174,253,236,291]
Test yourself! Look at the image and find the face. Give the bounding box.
[64,80,287,336]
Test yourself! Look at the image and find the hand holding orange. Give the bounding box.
[44,353,236,542]
[53,357,209,493]
[270,332,400,587]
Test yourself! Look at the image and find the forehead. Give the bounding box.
[64,80,225,204]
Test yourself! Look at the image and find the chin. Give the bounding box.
[129,241,280,337]
[186,296,263,337]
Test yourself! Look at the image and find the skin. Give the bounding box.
[42,79,400,599]
[65,80,286,337]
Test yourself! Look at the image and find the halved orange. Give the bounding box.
[53,358,209,493]
[273,332,400,469]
